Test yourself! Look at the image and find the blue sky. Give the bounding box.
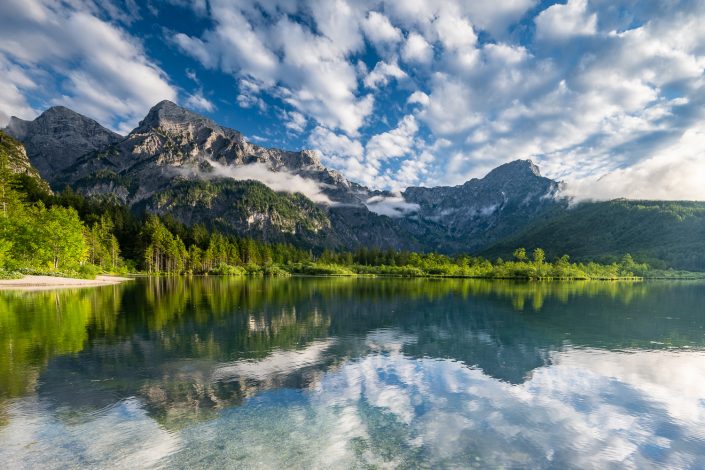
[1,0,705,199]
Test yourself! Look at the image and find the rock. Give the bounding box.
[4,106,122,182]
[8,101,570,252]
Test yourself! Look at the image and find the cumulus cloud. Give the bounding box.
[284,110,308,133]
[185,90,215,112]
[308,126,374,185]
[205,159,333,204]
[236,78,267,111]
[365,115,418,161]
[310,114,426,189]
[361,11,402,47]
[6,0,705,199]
[462,1,537,39]
[0,0,176,132]
[434,12,477,51]
[402,33,433,64]
[173,0,373,135]
[406,91,430,106]
[363,61,407,89]
[308,126,364,160]
[535,0,597,39]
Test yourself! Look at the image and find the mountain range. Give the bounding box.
[4,101,705,270]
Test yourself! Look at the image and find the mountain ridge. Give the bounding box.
[2,101,569,252]
[5,106,122,179]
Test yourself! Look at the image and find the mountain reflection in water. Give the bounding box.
[1,277,704,468]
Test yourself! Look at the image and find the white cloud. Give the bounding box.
[402,33,433,64]
[180,5,279,82]
[535,0,597,40]
[163,0,208,16]
[185,90,215,112]
[172,33,215,68]
[364,194,419,217]
[205,159,333,204]
[419,75,482,135]
[562,125,705,201]
[363,61,407,89]
[361,11,402,46]
[270,17,373,135]
[406,91,430,106]
[0,0,176,131]
[365,115,418,161]
[434,12,477,51]
[236,78,267,111]
[173,0,373,136]
[309,126,364,159]
[462,1,537,38]
[284,110,308,133]
[0,56,36,125]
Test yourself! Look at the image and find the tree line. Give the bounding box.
[0,152,655,280]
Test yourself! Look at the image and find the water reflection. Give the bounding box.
[1,277,704,468]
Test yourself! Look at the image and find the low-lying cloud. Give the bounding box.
[365,194,419,217]
[205,159,333,204]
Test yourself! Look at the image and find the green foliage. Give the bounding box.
[35,204,87,270]
[0,149,95,276]
[0,149,699,281]
[0,269,22,280]
[485,200,705,271]
[289,262,356,276]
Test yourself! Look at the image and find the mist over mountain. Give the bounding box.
[5,100,704,269]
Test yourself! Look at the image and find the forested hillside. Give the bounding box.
[485,200,705,271]
[0,132,651,280]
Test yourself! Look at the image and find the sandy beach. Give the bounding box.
[0,275,133,290]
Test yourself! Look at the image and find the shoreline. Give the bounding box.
[0,275,133,291]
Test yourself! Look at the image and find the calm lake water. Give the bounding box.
[1,277,705,469]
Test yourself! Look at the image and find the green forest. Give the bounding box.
[0,135,700,281]
[485,199,705,271]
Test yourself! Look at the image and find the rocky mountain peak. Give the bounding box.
[3,106,122,182]
[133,100,230,137]
[484,159,541,182]
[7,105,120,140]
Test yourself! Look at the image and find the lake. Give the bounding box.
[1,277,705,469]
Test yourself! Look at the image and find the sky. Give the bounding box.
[1,0,705,199]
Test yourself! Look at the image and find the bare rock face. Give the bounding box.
[4,106,122,182]
[401,160,566,250]
[8,100,570,252]
[59,101,367,207]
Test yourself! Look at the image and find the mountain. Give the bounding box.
[57,100,364,203]
[4,106,122,181]
[10,100,703,270]
[402,160,566,251]
[484,200,705,271]
[0,130,51,194]
[4,101,413,248]
[3,101,571,252]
